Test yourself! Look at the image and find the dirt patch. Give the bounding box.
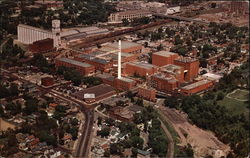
[0,118,16,131]
[159,106,230,158]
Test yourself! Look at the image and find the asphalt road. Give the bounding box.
[1,68,94,158]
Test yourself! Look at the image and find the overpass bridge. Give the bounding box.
[153,14,209,25]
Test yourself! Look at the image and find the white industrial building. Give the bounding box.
[17,20,109,48]
[17,20,61,48]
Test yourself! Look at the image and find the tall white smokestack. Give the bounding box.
[118,40,121,79]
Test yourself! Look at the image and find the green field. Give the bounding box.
[227,89,249,101]
[218,90,249,116]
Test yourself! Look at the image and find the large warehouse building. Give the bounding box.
[18,20,61,48]
[108,10,152,23]
[17,20,109,49]
[55,58,95,76]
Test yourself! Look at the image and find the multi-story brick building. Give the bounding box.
[151,74,178,92]
[29,38,54,53]
[96,73,116,87]
[174,57,199,82]
[124,62,158,77]
[104,41,142,54]
[55,58,95,76]
[75,54,112,72]
[108,10,152,23]
[72,84,116,103]
[114,77,136,91]
[180,79,213,95]
[160,64,184,83]
[137,86,156,102]
[152,51,179,67]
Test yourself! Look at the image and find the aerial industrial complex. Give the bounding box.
[0,0,249,158]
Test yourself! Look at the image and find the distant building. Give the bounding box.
[114,77,136,91]
[61,27,109,42]
[96,73,116,87]
[174,57,199,82]
[124,62,158,77]
[41,76,54,87]
[75,41,140,72]
[180,79,213,95]
[137,86,156,102]
[75,54,113,72]
[104,41,142,54]
[18,20,109,48]
[151,73,178,92]
[29,38,54,53]
[34,1,64,9]
[55,58,95,76]
[160,64,184,83]
[152,51,179,67]
[18,20,61,48]
[108,10,152,23]
[72,84,116,103]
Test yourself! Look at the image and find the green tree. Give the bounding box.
[97,127,110,138]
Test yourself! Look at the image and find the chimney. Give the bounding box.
[118,40,121,79]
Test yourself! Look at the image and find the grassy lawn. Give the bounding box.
[218,92,249,117]
[227,89,249,101]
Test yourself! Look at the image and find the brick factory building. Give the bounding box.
[72,84,116,103]
[152,51,179,67]
[124,62,158,77]
[180,79,213,95]
[29,38,54,53]
[41,76,54,87]
[160,64,184,83]
[151,74,178,92]
[174,57,199,82]
[55,58,95,76]
[75,54,112,72]
[137,86,156,102]
[104,41,142,54]
[108,10,152,23]
[115,77,136,91]
[75,50,137,72]
[96,73,116,87]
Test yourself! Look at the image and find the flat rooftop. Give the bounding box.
[106,41,141,50]
[175,57,198,63]
[57,58,93,68]
[118,77,135,83]
[202,73,222,80]
[128,62,155,70]
[153,73,177,83]
[78,54,110,65]
[181,80,211,90]
[72,84,115,100]
[154,51,177,57]
[96,73,115,81]
[161,64,182,74]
